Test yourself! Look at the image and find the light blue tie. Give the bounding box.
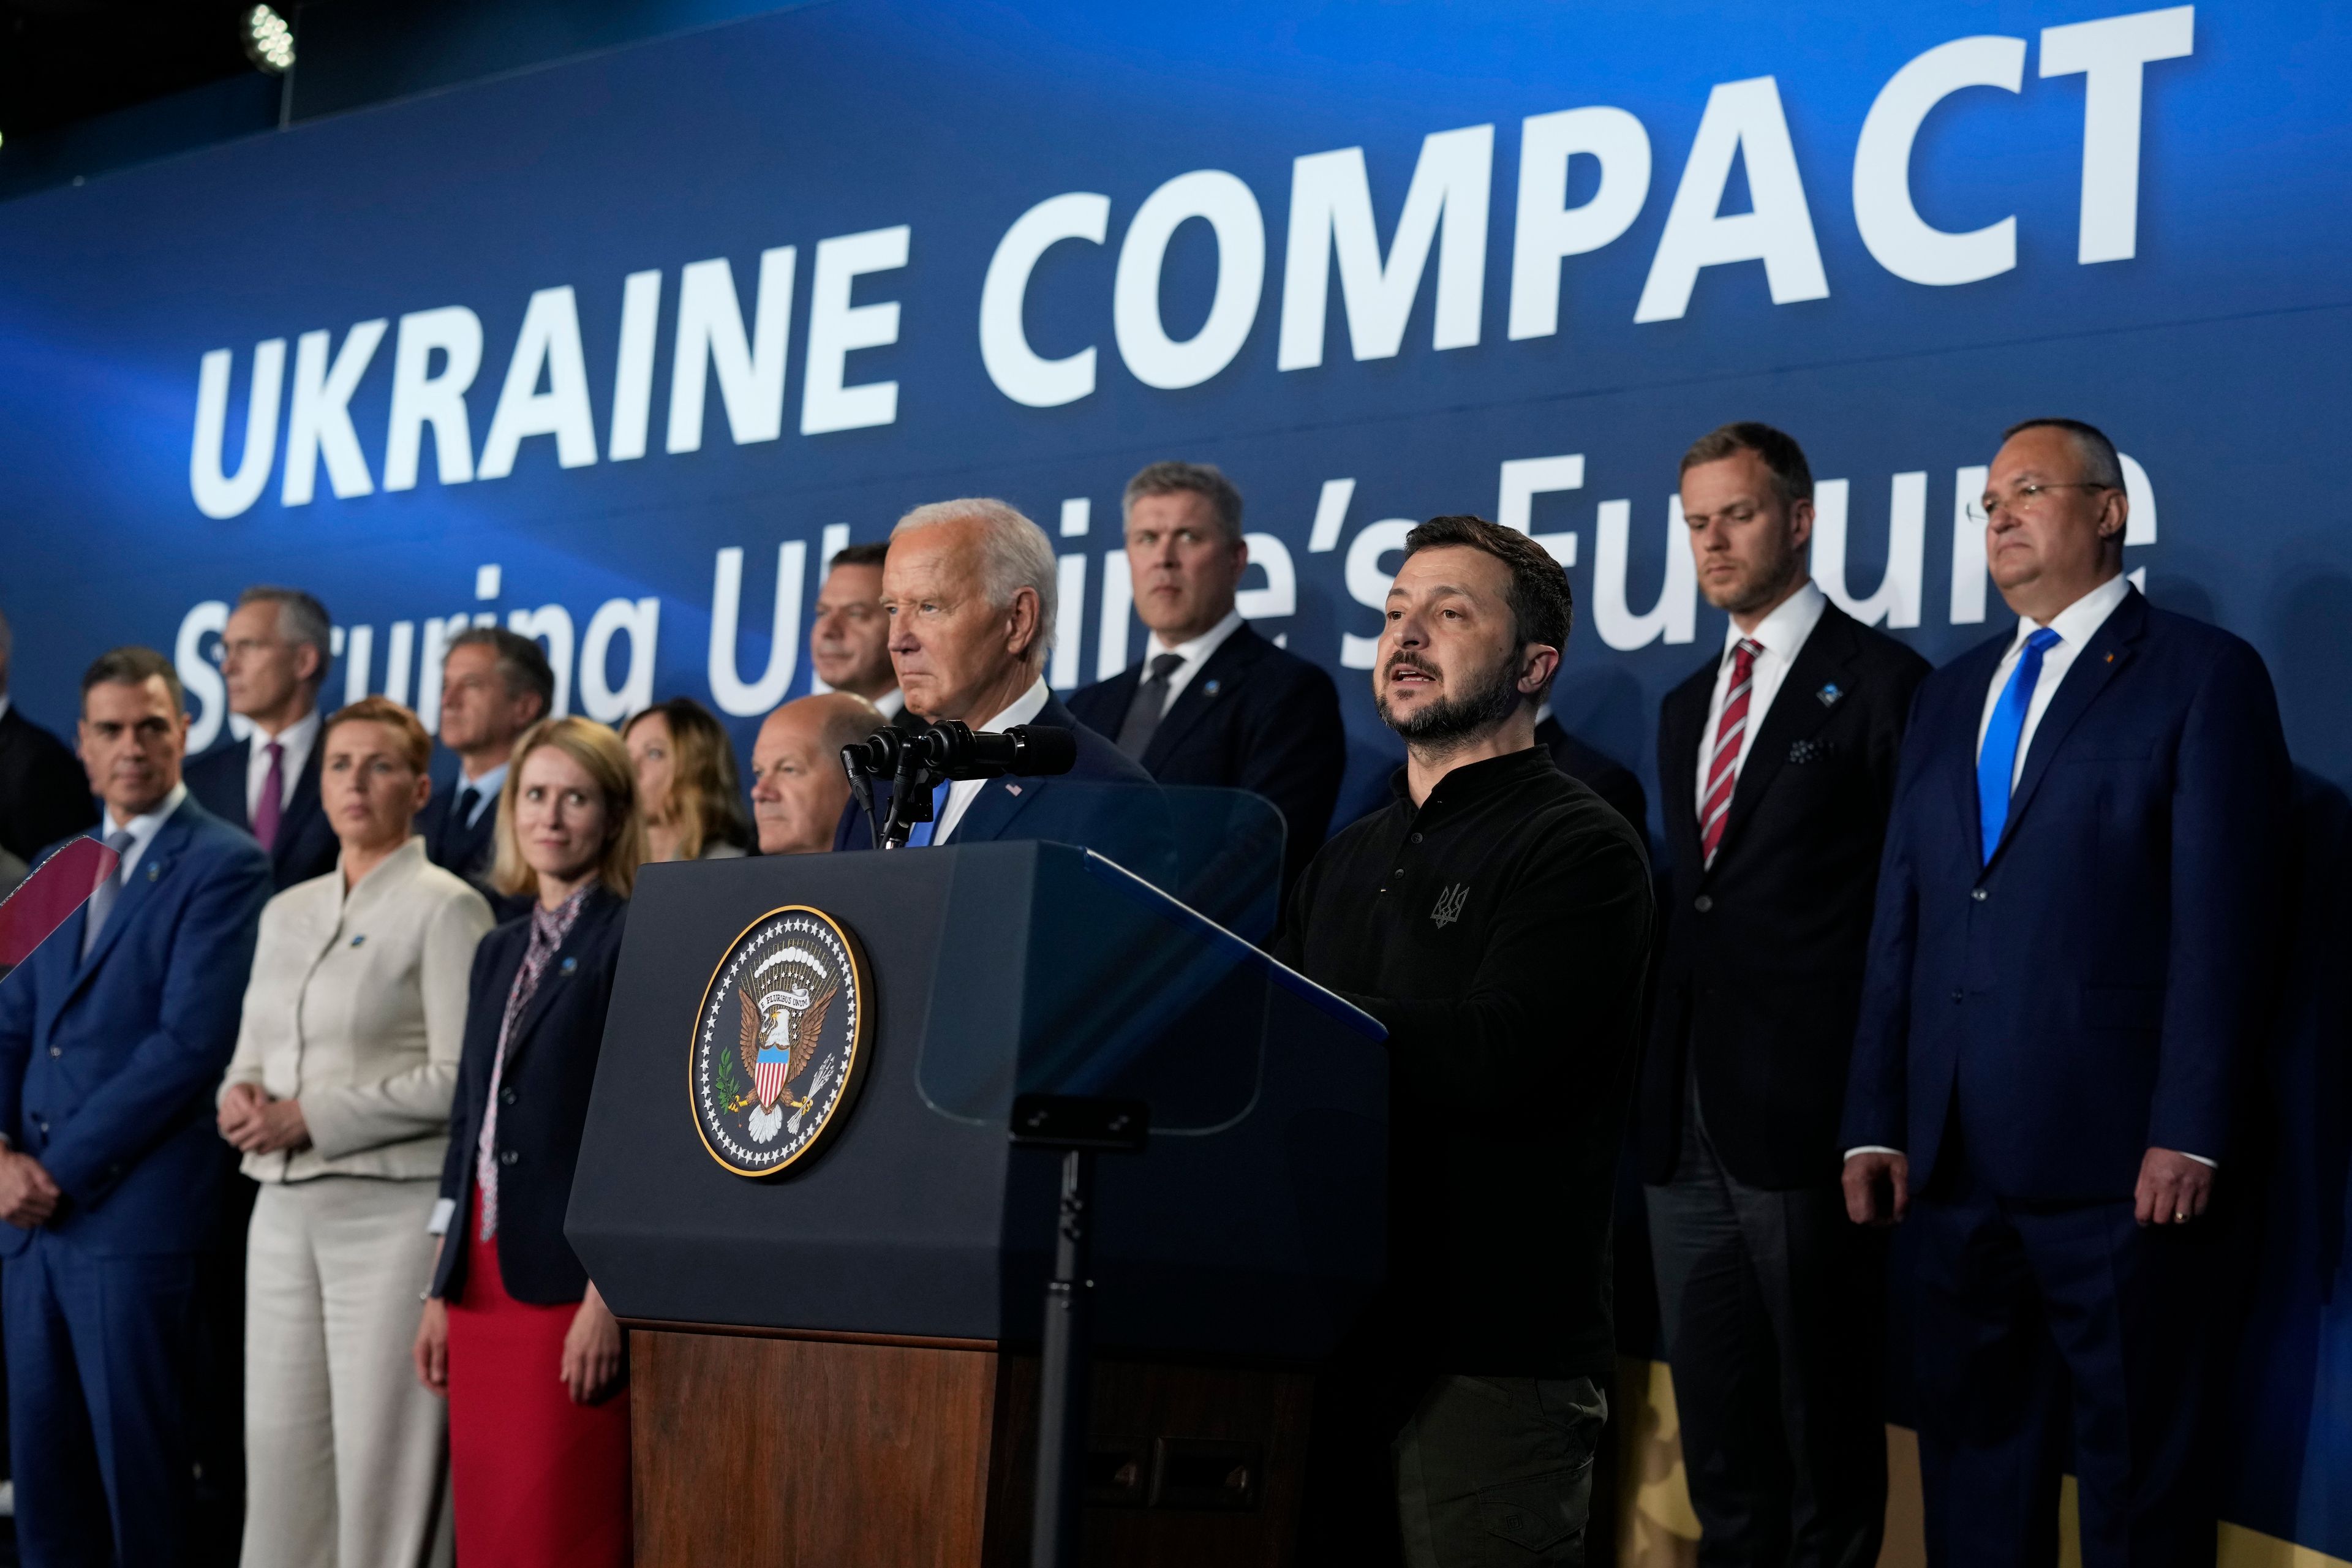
[903,779,953,847]
[1977,627,2062,863]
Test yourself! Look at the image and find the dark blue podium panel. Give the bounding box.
[567,828,1385,1361]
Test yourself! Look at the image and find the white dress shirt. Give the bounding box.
[0,693,12,723]
[246,708,321,823]
[1692,581,1828,818]
[935,676,1051,843]
[451,760,508,827]
[873,688,907,721]
[1973,573,2133,786]
[102,781,189,881]
[1140,609,1245,719]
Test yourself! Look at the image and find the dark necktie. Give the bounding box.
[252,739,284,851]
[1115,652,1186,759]
[448,785,481,858]
[80,829,139,959]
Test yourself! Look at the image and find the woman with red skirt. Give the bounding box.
[411,716,647,1567]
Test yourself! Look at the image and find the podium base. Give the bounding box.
[628,1325,1314,1568]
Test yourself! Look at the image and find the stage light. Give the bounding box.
[243,5,295,74]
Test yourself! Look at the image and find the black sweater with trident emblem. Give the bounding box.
[1277,746,1653,1382]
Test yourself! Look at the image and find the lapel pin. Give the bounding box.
[1816,683,1844,708]
[349,934,366,948]
[146,863,161,881]
[2105,653,2114,663]
[1006,782,1024,796]
[1203,679,1221,697]
[559,956,578,975]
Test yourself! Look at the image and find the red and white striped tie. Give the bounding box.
[1700,638,1763,867]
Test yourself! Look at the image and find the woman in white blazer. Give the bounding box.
[217,697,492,1568]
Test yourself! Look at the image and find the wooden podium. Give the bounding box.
[567,837,1387,1567]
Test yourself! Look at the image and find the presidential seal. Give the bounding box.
[689,906,871,1177]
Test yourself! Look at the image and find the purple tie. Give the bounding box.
[254,739,284,851]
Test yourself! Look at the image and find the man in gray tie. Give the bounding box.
[1066,462,1344,898]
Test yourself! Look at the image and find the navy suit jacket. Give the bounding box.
[1645,603,1929,1189]
[832,694,1160,862]
[185,728,340,891]
[1841,589,2291,1200]
[1066,624,1344,894]
[432,887,628,1306]
[0,797,273,1255]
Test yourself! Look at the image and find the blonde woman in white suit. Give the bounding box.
[217,696,492,1568]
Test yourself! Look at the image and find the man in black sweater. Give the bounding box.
[1280,514,1653,1568]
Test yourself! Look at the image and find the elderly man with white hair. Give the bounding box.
[831,497,1154,851]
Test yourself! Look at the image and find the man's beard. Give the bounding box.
[1707,537,1803,617]
[1376,649,1525,744]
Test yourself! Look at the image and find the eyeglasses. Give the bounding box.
[216,637,286,664]
[1966,482,2114,526]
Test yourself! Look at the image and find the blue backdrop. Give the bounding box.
[1,1,2345,1554]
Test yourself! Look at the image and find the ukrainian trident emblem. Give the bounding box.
[690,907,870,1177]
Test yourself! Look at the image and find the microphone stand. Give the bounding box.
[876,734,940,850]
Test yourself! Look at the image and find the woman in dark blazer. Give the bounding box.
[410,716,645,1568]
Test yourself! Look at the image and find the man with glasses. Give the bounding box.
[184,586,340,890]
[1842,418,2291,1564]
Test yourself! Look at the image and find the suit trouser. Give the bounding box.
[2,1228,202,1568]
[1910,1173,2217,1568]
[1646,1084,1886,1568]
[241,1177,453,1568]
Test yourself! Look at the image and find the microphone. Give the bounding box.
[924,722,1077,780]
[839,726,906,780]
[840,720,1078,850]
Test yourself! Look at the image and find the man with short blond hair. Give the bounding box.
[1643,422,1926,1567]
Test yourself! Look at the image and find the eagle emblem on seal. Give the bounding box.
[690,907,870,1177]
[739,970,837,1143]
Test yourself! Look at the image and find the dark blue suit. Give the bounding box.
[0,796,272,1566]
[1843,587,2290,1565]
[831,693,1163,867]
[1066,624,1345,897]
[184,728,340,891]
